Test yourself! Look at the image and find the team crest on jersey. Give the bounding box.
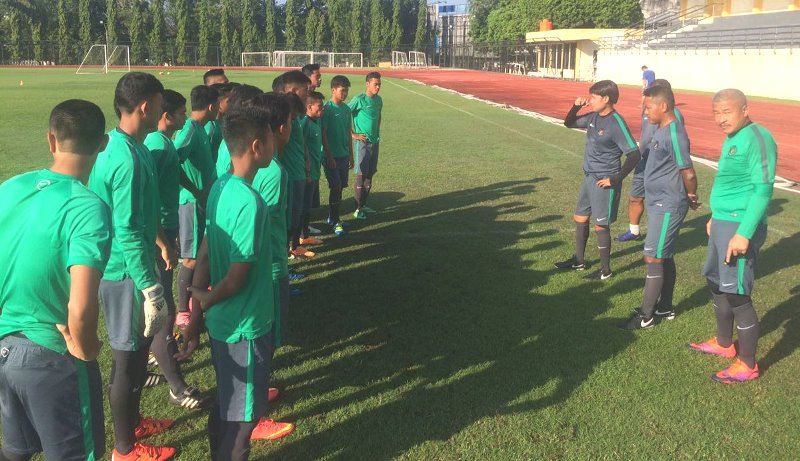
[728,146,737,156]
[597,129,605,136]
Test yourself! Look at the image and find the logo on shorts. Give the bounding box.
[728,146,737,156]
[652,141,659,150]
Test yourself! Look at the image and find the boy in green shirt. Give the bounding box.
[349,71,384,219]
[0,100,110,461]
[321,75,355,236]
[300,91,325,246]
[206,82,237,163]
[183,93,294,459]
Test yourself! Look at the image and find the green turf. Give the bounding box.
[2,68,800,460]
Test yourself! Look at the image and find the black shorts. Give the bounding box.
[210,334,272,422]
[324,157,350,189]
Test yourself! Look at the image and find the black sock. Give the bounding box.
[209,404,258,461]
[151,314,186,396]
[658,258,677,309]
[354,174,364,209]
[362,177,372,207]
[329,189,342,223]
[177,265,194,314]
[109,342,151,454]
[733,301,760,368]
[709,281,734,347]
[575,222,590,264]
[596,227,612,272]
[640,262,664,318]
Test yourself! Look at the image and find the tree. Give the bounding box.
[9,9,25,62]
[284,0,300,49]
[242,0,260,51]
[389,0,403,50]
[175,0,189,64]
[264,0,277,51]
[105,0,116,45]
[304,8,318,49]
[129,0,146,64]
[57,0,69,62]
[349,0,364,55]
[79,0,92,52]
[31,17,43,63]
[197,0,210,65]
[368,0,385,62]
[327,0,347,52]
[149,0,164,65]
[413,0,427,50]
[469,0,498,43]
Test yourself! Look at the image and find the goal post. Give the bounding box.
[272,51,328,68]
[241,52,272,67]
[330,52,363,68]
[391,51,409,67]
[409,51,427,68]
[76,45,130,74]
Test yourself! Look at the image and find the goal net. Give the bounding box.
[409,51,427,67]
[76,45,130,74]
[330,52,363,68]
[273,51,330,68]
[241,52,272,67]
[391,51,409,67]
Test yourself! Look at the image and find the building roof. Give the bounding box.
[525,28,630,43]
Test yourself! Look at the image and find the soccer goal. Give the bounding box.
[272,51,330,68]
[409,51,427,68]
[76,45,130,74]
[330,52,363,68]
[241,52,272,67]
[391,51,409,67]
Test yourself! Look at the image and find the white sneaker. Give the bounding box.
[307,225,322,235]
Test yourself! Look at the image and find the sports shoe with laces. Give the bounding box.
[361,206,377,214]
[300,236,323,246]
[334,222,346,236]
[583,269,613,281]
[687,337,736,358]
[250,418,295,441]
[615,230,641,242]
[654,307,676,320]
[134,415,175,440]
[169,386,212,410]
[619,309,654,330]
[268,387,280,403]
[143,372,166,388]
[112,442,176,461]
[147,352,158,368]
[712,358,759,383]
[553,256,585,270]
[287,272,305,282]
[289,246,315,258]
[307,225,322,234]
[353,209,367,220]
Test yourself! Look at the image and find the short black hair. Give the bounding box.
[301,63,321,76]
[203,68,226,84]
[308,91,325,104]
[279,70,311,92]
[190,85,219,111]
[652,78,672,90]
[271,74,284,92]
[366,71,381,81]
[262,92,292,133]
[643,84,675,109]
[113,72,164,118]
[330,75,351,89]
[49,99,106,156]
[284,92,305,115]
[211,82,237,99]
[589,80,619,105]
[227,84,263,112]
[161,89,186,116]
[222,93,277,157]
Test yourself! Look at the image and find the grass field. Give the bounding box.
[2,67,800,460]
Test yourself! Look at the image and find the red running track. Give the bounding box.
[377,68,800,183]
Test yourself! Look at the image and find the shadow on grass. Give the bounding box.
[269,179,637,460]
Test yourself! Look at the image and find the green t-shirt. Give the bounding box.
[302,116,323,181]
[205,173,274,343]
[283,117,307,181]
[710,122,777,239]
[215,139,232,178]
[144,131,180,230]
[205,119,224,163]
[88,128,160,290]
[322,101,353,159]
[0,169,112,353]
[349,93,383,143]
[175,119,216,205]
[252,157,288,279]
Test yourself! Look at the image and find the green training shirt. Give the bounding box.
[205,173,274,343]
[349,93,383,143]
[303,116,323,181]
[252,157,289,279]
[0,170,111,353]
[144,131,180,229]
[215,139,232,178]
[175,119,216,205]
[89,128,160,290]
[205,119,223,162]
[710,122,777,239]
[322,101,353,159]
[283,117,307,181]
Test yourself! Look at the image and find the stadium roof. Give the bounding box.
[525,28,630,43]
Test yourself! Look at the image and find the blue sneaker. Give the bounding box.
[288,272,305,282]
[615,230,641,242]
[334,222,346,236]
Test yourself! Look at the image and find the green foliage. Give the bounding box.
[129,0,146,64]
[148,0,164,65]
[264,0,277,51]
[327,0,348,52]
[305,8,326,50]
[413,0,427,49]
[469,0,499,43]
[79,0,92,51]
[368,0,386,62]
[105,0,117,45]
[349,0,365,53]
[57,0,69,63]
[390,0,403,50]
[284,0,300,49]
[30,17,43,62]
[175,0,189,64]
[242,0,261,51]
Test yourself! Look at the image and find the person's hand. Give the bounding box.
[141,284,168,338]
[56,324,100,362]
[706,219,712,237]
[326,157,336,169]
[353,133,367,142]
[174,306,201,362]
[574,97,587,106]
[687,194,700,210]
[161,245,177,271]
[596,177,613,189]
[188,286,212,312]
[725,234,750,265]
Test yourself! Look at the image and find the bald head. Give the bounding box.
[713,88,747,107]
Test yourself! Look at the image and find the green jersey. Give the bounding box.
[215,139,232,178]
[144,131,180,229]
[175,119,216,205]
[349,93,383,143]
[89,128,160,290]
[710,122,777,239]
[252,157,288,279]
[283,117,307,181]
[205,119,224,162]
[205,173,274,343]
[0,170,111,353]
[302,116,323,181]
[322,101,353,159]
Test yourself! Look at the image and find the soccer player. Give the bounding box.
[206,82,237,163]
[321,75,355,236]
[617,79,686,243]
[302,63,322,91]
[300,91,326,247]
[215,84,265,178]
[174,85,219,329]
[641,65,655,109]
[688,89,777,383]
[204,68,229,86]
[0,100,110,461]
[144,89,211,410]
[619,84,698,330]
[88,72,174,460]
[349,71,383,219]
[555,80,640,280]
[275,70,315,258]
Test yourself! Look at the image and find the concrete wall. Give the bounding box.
[596,48,800,100]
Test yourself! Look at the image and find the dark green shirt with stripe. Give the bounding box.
[710,122,777,239]
[644,120,693,208]
[573,111,638,177]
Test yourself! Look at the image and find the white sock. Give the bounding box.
[629,224,640,235]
